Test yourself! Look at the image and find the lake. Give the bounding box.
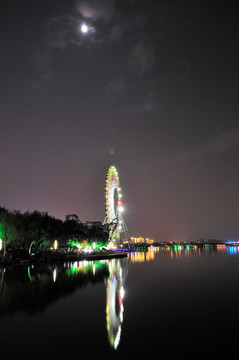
[1,245,239,358]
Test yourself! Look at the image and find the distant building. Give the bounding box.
[130,236,154,244]
[65,214,81,223]
[85,221,102,228]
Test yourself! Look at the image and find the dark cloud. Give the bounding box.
[109,21,128,41]
[119,91,154,117]
[128,40,155,75]
[46,15,76,50]
[171,126,239,165]
[28,50,51,90]
[77,0,118,21]
[27,13,96,89]
[106,78,125,98]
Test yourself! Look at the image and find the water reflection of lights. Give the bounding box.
[106,259,125,350]
[46,257,128,351]
[130,251,155,263]
[227,246,239,255]
[128,244,239,262]
[170,245,202,258]
[65,260,107,277]
[53,268,57,282]
[216,245,227,252]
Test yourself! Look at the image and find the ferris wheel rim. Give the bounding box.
[105,165,122,225]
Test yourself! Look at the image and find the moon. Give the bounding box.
[81,23,88,33]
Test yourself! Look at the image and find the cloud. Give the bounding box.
[77,0,118,21]
[207,126,239,153]
[119,103,153,116]
[119,92,154,117]
[109,21,128,41]
[27,15,77,90]
[27,14,92,90]
[172,126,239,165]
[119,105,144,116]
[46,15,76,50]
[28,50,52,89]
[128,40,155,75]
[106,78,125,98]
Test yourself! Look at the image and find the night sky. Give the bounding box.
[1,0,239,241]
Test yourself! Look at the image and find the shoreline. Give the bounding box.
[0,250,128,267]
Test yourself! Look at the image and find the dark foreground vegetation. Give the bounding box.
[0,206,110,259]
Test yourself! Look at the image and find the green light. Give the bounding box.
[66,261,107,276]
[67,238,109,251]
[0,223,4,239]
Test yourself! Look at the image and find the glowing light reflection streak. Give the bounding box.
[106,260,124,350]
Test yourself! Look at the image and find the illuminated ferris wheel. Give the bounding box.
[104,165,130,244]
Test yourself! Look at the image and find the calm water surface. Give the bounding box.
[1,245,239,358]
